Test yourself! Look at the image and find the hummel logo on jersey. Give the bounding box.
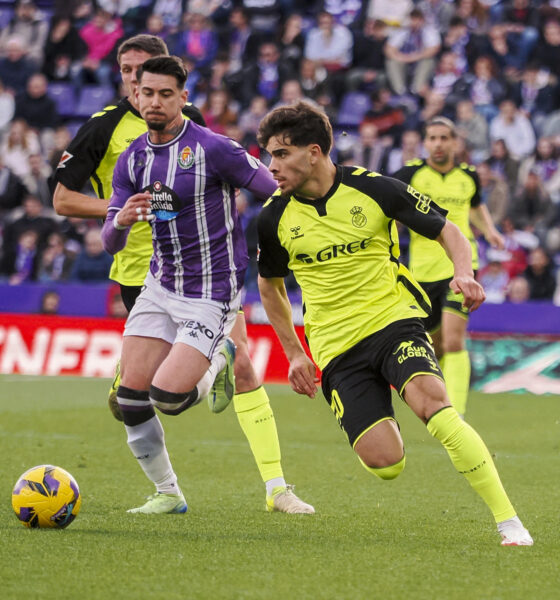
[290,226,303,239]
[56,151,73,169]
[295,237,373,264]
[407,185,432,214]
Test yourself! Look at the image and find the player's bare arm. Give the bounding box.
[437,220,486,311]
[258,275,318,398]
[53,183,110,219]
[470,204,505,249]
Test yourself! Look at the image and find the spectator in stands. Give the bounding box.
[0,155,28,217]
[497,0,541,71]
[426,51,461,100]
[220,7,258,75]
[509,169,556,240]
[278,13,305,74]
[386,128,424,174]
[304,10,353,74]
[362,86,406,139]
[236,41,295,108]
[298,57,331,105]
[518,137,560,204]
[345,18,387,93]
[1,194,58,266]
[450,55,507,123]
[384,8,441,96]
[78,8,124,86]
[477,160,510,226]
[1,118,41,180]
[456,98,489,163]
[418,0,455,32]
[523,246,557,300]
[70,226,112,282]
[47,124,72,172]
[0,35,37,95]
[323,0,365,29]
[172,12,218,78]
[442,17,473,76]
[0,76,15,135]
[0,0,49,67]
[506,274,531,302]
[239,95,268,141]
[477,249,511,303]
[1,228,39,284]
[142,13,171,45]
[42,15,87,82]
[348,121,390,172]
[490,99,536,160]
[488,138,520,197]
[199,88,238,135]
[14,73,60,137]
[272,79,317,110]
[453,0,492,39]
[151,0,183,32]
[510,63,559,133]
[531,18,560,78]
[238,0,284,34]
[23,153,52,208]
[39,289,60,314]
[367,0,412,30]
[37,231,74,282]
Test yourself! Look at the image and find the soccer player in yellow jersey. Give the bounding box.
[392,117,505,417]
[256,102,532,545]
[53,35,313,515]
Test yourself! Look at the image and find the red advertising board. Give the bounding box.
[0,314,301,382]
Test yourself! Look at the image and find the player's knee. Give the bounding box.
[359,454,406,480]
[149,385,199,415]
[117,385,154,427]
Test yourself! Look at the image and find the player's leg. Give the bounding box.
[440,308,470,417]
[118,334,188,514]
[108,284,143,421]
[228,312,314,514]
[321,339,407,482]
[402,373,532,546]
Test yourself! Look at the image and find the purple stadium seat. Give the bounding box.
[336,92,371,128]
[73,85,116,119]
[47,82,77,119]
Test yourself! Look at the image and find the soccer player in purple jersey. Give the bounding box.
[101,56,313,514]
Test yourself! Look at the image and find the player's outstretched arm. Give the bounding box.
[470,204,505,249]
[258,275,318,398]
[53,183,110,219]
[437,220,486,312]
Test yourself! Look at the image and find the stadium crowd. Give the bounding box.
[0,0,559,305]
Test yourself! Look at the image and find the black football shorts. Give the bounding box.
[419,278,470,332]
[321,318,443,446]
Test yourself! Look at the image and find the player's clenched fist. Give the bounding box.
[114,192,154,227]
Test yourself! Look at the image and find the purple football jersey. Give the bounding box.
[109,120,265,302]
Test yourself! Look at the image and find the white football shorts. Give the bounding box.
[124,272,240,359]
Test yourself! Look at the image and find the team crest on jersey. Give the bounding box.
[57,151,73,169]
[178,146,195,169]
[350,206,367,228]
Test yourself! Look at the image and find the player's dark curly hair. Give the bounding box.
[137,56,188,90]
[257,102,333,155]
[117,35,169,65]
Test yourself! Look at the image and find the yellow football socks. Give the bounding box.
[441,350,471,416]
[233,386,284,482]
[427,407,516,523]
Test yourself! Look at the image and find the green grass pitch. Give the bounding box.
[0,375,558,600]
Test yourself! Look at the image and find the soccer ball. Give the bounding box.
[12,465,82,529]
